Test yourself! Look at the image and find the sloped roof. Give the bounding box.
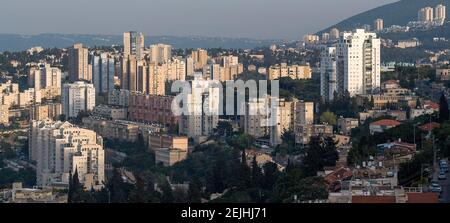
[352,196,396,203]
[406,193,439,203]
[418,122,440,132]
[370,119,401,127]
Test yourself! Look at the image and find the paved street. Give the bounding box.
[438,160,450,203]
[438,171,450,202]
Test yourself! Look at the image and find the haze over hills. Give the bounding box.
[2,0,449,52]
[320,0,450,33]
[0,33,283,52]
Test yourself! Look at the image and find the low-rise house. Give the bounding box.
[377,139,416,158]
[1,182,67,203]
[92,104,127,120]
[410,101,439,119]
[155,148,187,167]
[295,124,333,144]
[330,186,438,203]
[148,134,188,152]
[418,122,441,132]
[244,149,282,169]
[381,80,400,90]
[324,167,353,191]
[436,68,450,80]
[359,110,407,123]
[334,134,351,147]
[369,119,401,134]
[82,117,164,142]
[337,117,359,135]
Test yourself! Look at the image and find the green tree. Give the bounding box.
[301,136,339,176]
[250,156,263,187]
[214,121,233,136]
[262,162,280,191]
[107,169,133,203]
[161,182,174,203]
[188,178,202,203]
[275,166,328,202]
[320,111,337,126]
[237,149,251,190]
[439,93,449,123]
[68,169,86,203]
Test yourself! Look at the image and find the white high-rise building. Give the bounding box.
[62,81,95,118]
[435,4,446,24]
[179,74,219,138]
[374,18,384,32]
[336,29,381,97]
[92,53,115,94]
[149,44,172,64]
[28,64,61,100]
[418,7,434,22]
[320,47,337,101]
[30,120,104,190]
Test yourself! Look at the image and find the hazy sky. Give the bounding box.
[1,0,398,40]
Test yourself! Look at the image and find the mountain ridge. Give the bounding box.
[0,33,283,52]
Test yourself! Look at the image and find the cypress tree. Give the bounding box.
[188,178,202,203]
[439,93,449,122]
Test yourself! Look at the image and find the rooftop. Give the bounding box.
[370,119,401,127]
[418,122,440,132]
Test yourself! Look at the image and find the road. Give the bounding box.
[439,174,450,203]
[438,160,450,203]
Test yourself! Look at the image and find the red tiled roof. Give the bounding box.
[424,101,439,110]
[418,122,441,132]
[324,167,353,185]
[406,193,439,203]
[370,119,401,127]
[352,196,396,203]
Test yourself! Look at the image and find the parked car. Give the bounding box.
[438,172,447,180]
[430,183,442,193]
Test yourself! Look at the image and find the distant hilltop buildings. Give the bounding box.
[407,4,446,30]
[418,4,446,25]
[317,3,447,39]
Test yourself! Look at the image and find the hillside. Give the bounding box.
[320,0,450,33]
[0,34,282,52]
